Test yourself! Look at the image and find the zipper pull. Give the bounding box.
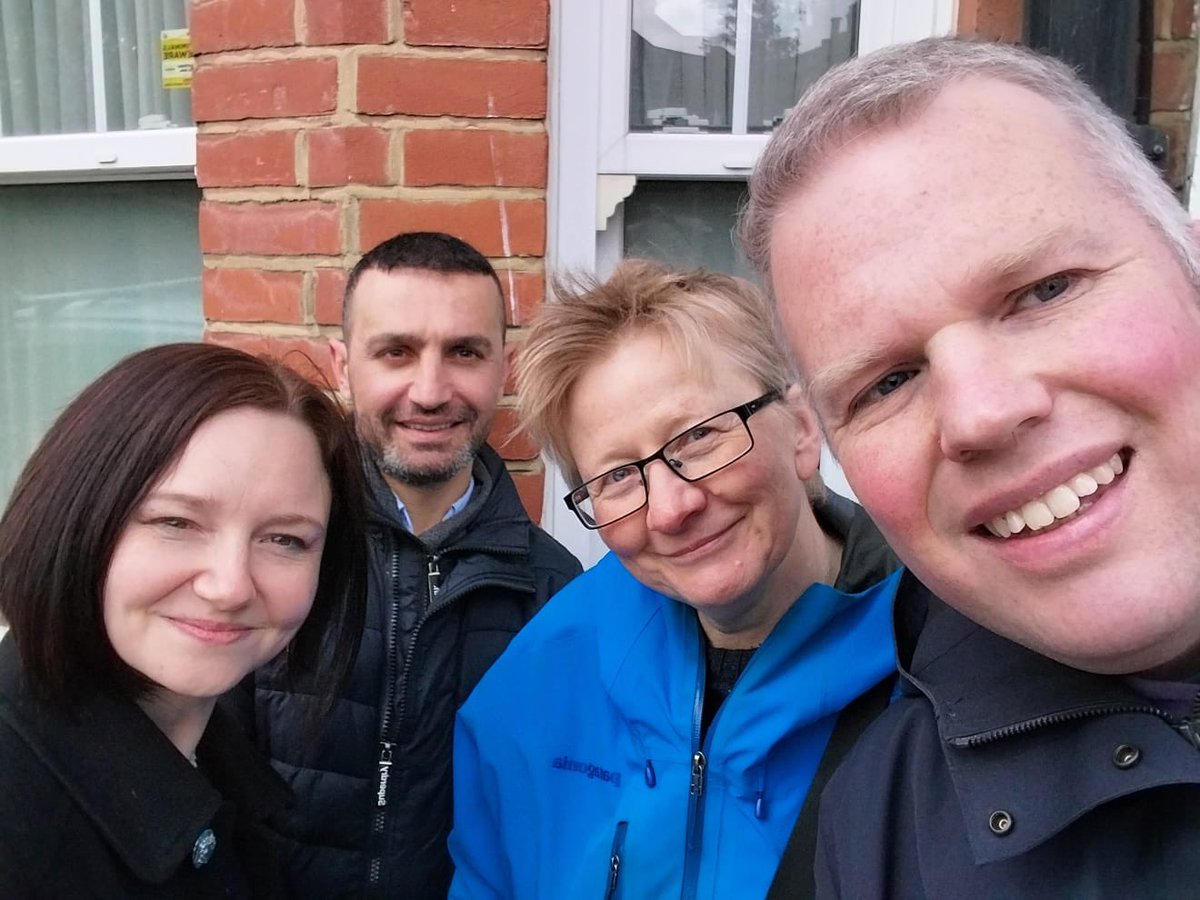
[427,556,441,601]
[607,851,621,897]
[376,741,394,807]
[689,750,706,797]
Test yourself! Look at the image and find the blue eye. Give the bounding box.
[1030,273,1071,303]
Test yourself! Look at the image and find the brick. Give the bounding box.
[495,269,544,326]
[203,268,305,323]
[403,0,548,48]
[193,58,338,122]
[190,0,295,53]
[404,129,546,187]
[196,130,297,188]
[1152,42,1197,111]
[305,0,389,45]
[200,200,342,255]
[510,469,547,523]
[1156,0,1197,39]
[314,268,347,326]
[358,198,545,256]
[489,407,538,461]
[1172,0,1197,38]
[308,126,392,187]
[357,57,546,118]
[956,0,1023,41]
[205,332,337,386]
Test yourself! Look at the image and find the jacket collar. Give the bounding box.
[894,574,1200,863]
[363,443,532,557]
[0,639,289,883]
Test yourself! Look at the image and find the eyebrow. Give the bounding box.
[143,492,327,532]
[363,332,497,354]
[806,228,1110,408]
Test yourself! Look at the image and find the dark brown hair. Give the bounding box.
[0,342,367,709]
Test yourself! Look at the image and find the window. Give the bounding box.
[0,0,195,181]
[547,0,955,564]
[0,181,204,500]
[0,1,202,505]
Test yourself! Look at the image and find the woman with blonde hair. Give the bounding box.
[450,261,901,898]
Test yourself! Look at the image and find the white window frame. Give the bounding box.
[0,0,196,184]
[545,0,956,564]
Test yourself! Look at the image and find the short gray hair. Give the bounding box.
[740,36,1197,283]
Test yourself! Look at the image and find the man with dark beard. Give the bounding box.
[242,232,581,899]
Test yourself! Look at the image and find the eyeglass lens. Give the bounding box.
[572,409,752,528]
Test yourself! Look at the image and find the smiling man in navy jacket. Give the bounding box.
[742,37,1200,897]
[241,231,580,899]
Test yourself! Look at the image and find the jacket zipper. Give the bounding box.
[606,820,628,899]
[949,702,1169,748]
[1177,690,1200,749]
[681,639,707,900]
[364,542,536,889]
[366,541,405,889]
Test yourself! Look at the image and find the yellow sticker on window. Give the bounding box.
[161,29,193,90]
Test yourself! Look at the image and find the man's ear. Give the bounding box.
[784,384,823,481]
[500,341,516,400]
[329,337,351,399]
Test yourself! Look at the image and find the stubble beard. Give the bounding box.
[359,412,489,487]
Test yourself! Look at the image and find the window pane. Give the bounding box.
[748,0,858,131]
[628,0,858,135]
[0,0,193,137]
[622,179,755,280]
[0,180,202,501]
[630,0,736,132]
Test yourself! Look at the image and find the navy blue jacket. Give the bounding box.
[815,572,1200,898]
[240,445,581,899]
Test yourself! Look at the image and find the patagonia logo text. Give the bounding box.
[551,755,622,787]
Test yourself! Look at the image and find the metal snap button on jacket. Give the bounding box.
[192,828,216,868]
[988,810,1013,835]
[1112,743,1141,769]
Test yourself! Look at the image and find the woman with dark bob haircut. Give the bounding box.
[0,342,367,898]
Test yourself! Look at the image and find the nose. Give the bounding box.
[929,323,1052,463]
[408,354,452,410]
[192,539,256,611]
[642,459,707,534]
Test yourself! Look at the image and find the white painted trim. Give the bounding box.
[0,128,197,184]
[1188,33,1200,216]
[87,0,108,133]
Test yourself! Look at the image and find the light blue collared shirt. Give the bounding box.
[394,478,475,533]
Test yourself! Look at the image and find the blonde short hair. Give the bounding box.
[517,259,799,484]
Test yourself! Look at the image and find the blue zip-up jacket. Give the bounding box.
[450,533,900,900]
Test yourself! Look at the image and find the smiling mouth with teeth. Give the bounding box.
[982,452,1127,539]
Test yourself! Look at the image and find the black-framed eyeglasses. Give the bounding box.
[564,389,782,530]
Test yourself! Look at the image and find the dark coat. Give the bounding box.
[0,637,290,899]
[240,444,582,899]
[815,572,1200,899]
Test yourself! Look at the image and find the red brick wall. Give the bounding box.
[190,0,551,521]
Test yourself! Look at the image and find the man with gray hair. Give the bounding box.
[744,37,1200,895]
